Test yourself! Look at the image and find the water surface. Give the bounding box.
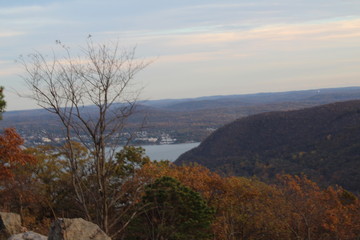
[142,142,200,162]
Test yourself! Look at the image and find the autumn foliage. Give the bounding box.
[0,128,42,230]
[1,137,360,239]
[136,162,360,240]
[276,174,360,239]
[0,128,35,179]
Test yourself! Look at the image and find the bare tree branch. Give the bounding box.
[19,38,151,235]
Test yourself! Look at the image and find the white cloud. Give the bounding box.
[0,5,48,15]
[155,51,250,64]
[172,18,360,43]
[0,31,26,38]
[0,63,22,77]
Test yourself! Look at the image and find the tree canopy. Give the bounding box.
[128,176,214,240]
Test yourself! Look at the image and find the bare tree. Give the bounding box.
[19,38,150,234]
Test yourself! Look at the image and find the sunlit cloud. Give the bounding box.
[163,18,360,46]
[0,62,22,77]
[157,51,250,64]
[101,17,360,55]
[0,5,48,15]
[0,31,26,38]
[0,69,19,77]
[180,3,263,10]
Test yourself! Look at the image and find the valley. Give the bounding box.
[2,87,360,147]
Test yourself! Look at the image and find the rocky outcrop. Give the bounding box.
[48,218,111,240]
[8,231,47,240]
[0,212,22,240]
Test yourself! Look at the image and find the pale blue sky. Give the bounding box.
[1,0,360,110]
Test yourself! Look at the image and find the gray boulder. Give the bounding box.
[48,218,111,240]
[8,231,47,240]
[0,212,22,240]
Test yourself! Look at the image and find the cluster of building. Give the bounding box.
[134,132,177,144]
[19,129,178,147]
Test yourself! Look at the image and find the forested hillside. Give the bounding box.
[176,99,360,192]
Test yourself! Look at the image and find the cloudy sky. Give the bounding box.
[1,0,360,110]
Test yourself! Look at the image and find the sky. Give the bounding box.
[1,0,360,110]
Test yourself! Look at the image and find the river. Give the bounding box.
[141,142,200,162]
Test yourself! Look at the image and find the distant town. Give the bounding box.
[16,128,203,147]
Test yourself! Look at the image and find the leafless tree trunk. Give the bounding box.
[19,38,150,234]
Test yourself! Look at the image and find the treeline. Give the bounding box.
[1,128,360,240]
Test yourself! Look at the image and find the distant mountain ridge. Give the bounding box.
[176,99,360,192]
[141,87,360,110]
[3,87,360,146]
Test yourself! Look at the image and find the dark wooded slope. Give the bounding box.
[176,100,360,192]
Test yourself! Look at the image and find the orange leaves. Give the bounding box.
[276,174,360,239]
[139,163,360,239]
[321,187,360,238]
[0,128,36,179]
[0,128,39,221]
[138,162,225,204]
[213,177,289,240]
[138,162,289,239]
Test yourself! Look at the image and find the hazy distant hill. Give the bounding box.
[142,87,360,111]
[176,99,360,192]
[2,87,360,145]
